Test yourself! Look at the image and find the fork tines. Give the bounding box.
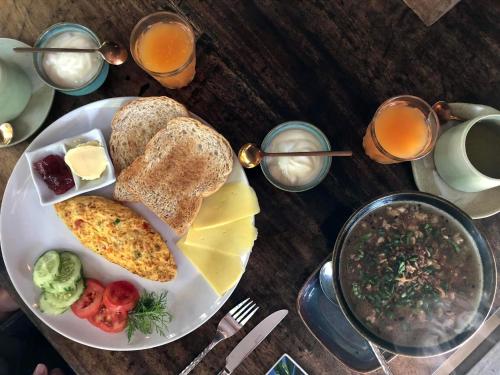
[230,298,259,326]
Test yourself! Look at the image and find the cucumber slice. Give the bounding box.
[39,294,68,315]
[33,250,60,289]
[46,252,82,293]
[41,279,85,309]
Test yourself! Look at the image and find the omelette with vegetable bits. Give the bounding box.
[54,196,176,282]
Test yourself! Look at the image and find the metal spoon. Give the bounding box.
[238,143,353,168]
[13,41,128,65]
[432,101,463,123]
[319,261,338,306]
[0,123,14,145]
[319,261,394,375]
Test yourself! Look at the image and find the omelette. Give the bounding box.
[54,196,176,282]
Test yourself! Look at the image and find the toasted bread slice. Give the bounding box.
[113,179,138,202]
[116,117,233,235]
[109,96,188,175]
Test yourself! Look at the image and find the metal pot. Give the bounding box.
[331,192,497,357]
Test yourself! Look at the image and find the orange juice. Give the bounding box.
[132,14,196,89]
[363,102,434,164]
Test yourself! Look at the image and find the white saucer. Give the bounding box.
[411,103,500,219]
[0,38,54,148]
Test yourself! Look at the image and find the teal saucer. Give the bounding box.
[0,38,54,148]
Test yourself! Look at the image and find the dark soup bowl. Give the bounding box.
[332,192,496,357]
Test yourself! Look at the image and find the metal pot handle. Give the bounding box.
[368,341,394,375]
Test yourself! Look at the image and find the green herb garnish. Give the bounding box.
[447,239,461,253]
[423,266,435,274]
[397,261,406,275]
[423,223,432,234]
[361,233,373,242]
[114,218,121,225]
[354,247,365,260]
[352,282,363,298]
[127,291,172,342]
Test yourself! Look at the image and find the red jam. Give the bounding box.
[33,155,75,195]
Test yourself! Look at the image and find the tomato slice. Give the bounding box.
[71,279,105,319]
[103,280,139,313]
[88,303,128,333]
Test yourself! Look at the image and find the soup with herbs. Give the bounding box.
[340,202,482,347]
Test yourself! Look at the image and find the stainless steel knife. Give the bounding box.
[217,309,288,375]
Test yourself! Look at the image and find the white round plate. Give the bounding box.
[411,103,500,219]
[0,38,55,148]
[0,97,252,350]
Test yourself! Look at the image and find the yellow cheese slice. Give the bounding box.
[185,217,257,256]
[192,183,260,229]
[178,238,243,296]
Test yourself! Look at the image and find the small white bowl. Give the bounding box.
[25,128,116,206]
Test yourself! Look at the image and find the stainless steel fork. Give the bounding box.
[179,298,259,375]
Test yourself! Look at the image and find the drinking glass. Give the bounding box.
[363,95,439,164]
[130,11,196,89]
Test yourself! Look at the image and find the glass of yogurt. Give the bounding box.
[260,121,332,192]
[33,23,109,96]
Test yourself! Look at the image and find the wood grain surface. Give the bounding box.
[1,0,499,374]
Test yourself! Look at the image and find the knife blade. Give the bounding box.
[219,309,288,375]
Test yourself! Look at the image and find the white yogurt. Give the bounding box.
[42,31,101,89]
[265,129,325,186]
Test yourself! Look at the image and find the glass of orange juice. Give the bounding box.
[130,11,196,89]
[363,95,439,164]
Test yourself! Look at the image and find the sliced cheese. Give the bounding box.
[186,217,257,256]
[192,183,260,229]
[178,238,243,296]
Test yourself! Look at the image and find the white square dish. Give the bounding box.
[25,128,116,206]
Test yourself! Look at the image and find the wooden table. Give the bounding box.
[1,0,499,374]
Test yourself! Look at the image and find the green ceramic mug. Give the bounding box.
[0,58,32,123]
[434,114,500,192]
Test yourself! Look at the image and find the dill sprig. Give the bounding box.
[126,290,172,342]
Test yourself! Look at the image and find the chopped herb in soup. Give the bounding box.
[340,202,482,347]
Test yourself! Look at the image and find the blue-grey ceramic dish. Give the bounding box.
[260,121,331,192]
[332,192,497,357]
[297,257,395,373]
[33,23,109,96]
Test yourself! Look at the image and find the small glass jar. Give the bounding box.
[260,121,332,192]
[33,23,109,96]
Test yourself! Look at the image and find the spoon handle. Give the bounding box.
[14,47,97,53]
[263,151,353,157]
